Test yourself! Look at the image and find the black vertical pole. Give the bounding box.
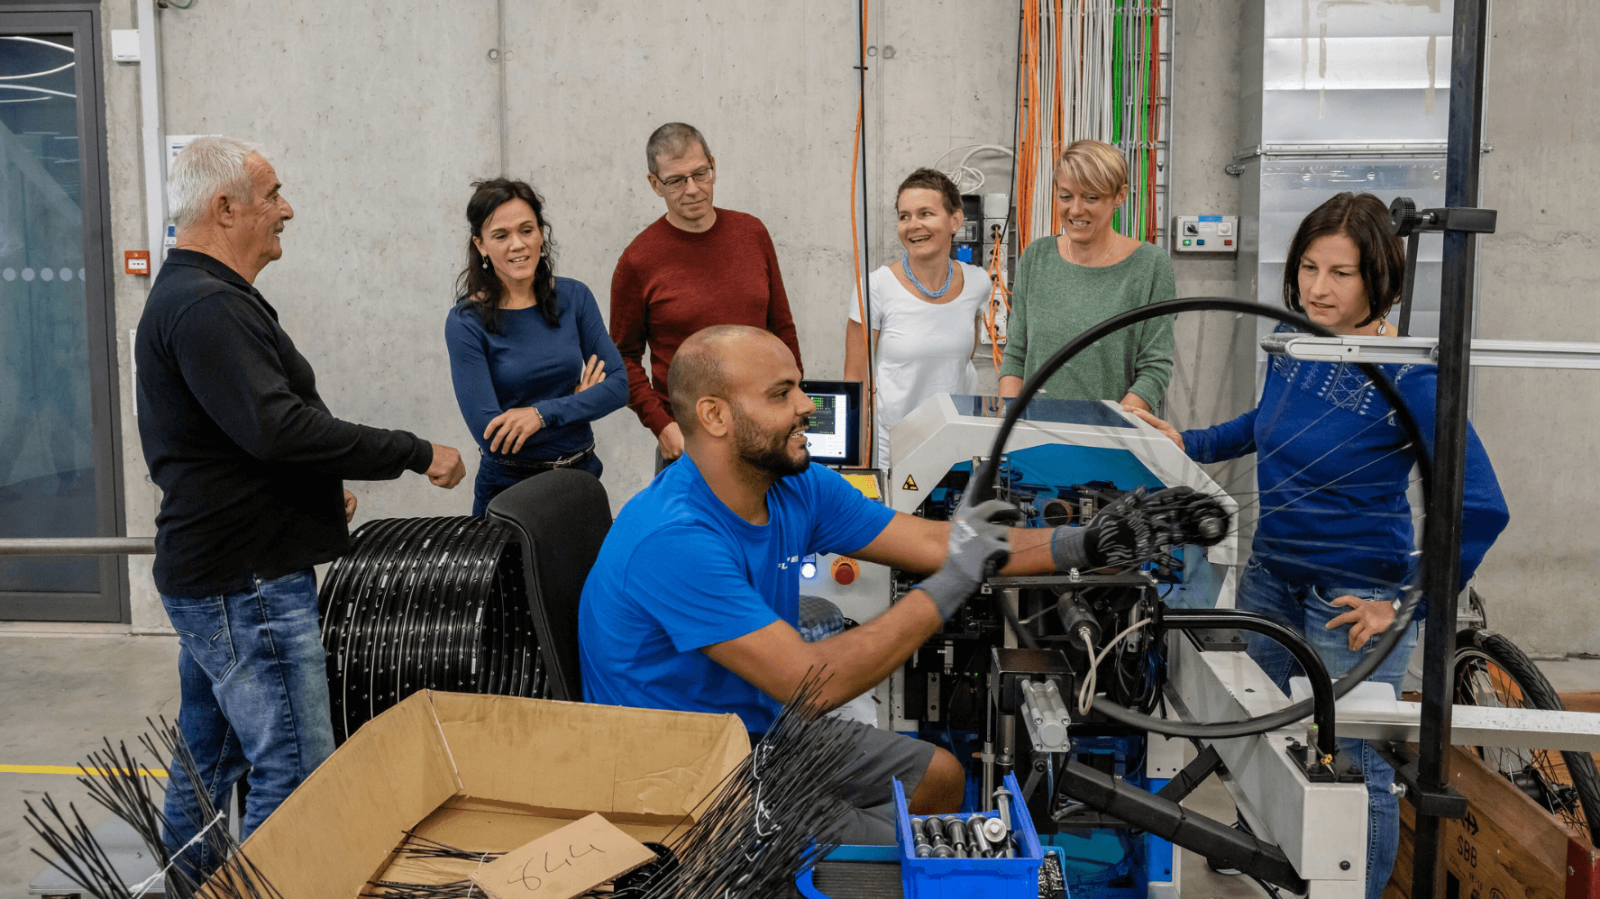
[1410,0,1490,896]
[857,0,873,468]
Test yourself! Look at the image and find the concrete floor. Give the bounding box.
[2,635,181,896]
[1,635,1594,897]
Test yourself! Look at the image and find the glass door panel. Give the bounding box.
[0,14,123,621]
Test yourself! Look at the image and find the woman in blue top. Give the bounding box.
[1130,192,1509,899]
[445,179,627,516]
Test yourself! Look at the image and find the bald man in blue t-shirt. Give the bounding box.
[579,324,1127,843]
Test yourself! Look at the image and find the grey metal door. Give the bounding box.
[0,6,126,622]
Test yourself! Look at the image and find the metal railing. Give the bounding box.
[0,538,155,556]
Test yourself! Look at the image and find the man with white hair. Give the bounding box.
[133,136,465,874]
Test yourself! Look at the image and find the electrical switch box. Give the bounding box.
[952,195,984,265]
[1171,215,1239,254]
[111,30,140,63]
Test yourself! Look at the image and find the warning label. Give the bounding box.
[902,475,918,491]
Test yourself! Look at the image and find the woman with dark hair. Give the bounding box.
[1129,192,1509,899]
[445,178,627,515]
[843,168,991,468]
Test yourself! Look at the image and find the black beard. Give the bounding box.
[731,403,809,479]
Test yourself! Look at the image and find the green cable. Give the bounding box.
[1111,0,1123,145]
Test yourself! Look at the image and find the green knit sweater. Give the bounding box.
[999,237,1176,406]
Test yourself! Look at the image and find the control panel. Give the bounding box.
[1171,215,1238,254]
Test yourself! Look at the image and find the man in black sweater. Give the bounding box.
[134,136,465,876]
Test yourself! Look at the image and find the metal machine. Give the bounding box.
[795,379,895,628]
[845,317,1600,897]
[876,393,1323,898]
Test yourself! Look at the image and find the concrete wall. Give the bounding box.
[87,0,1594,655]
[99,0,155,630]
[1467,0,1600,656]
[89,0,1257,631]
[104,0,1036,630]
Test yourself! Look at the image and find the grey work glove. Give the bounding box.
[1050,488,1154,571]
[918,499,1020,619]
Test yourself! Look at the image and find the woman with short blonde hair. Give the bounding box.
[999,139,1175,411]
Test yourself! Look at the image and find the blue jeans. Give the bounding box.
[1235,558,1416,899]
[159,569,334,879]
[473,451,603,517]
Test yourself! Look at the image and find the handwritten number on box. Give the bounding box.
[471,814,656,899]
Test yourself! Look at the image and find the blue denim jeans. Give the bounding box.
[1236,557,1416,899]
[159,569,334,879]
[473,452,603,517]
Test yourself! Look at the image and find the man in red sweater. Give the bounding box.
[610,122,804,464]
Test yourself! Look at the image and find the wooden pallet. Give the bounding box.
[1385,734,1600,899]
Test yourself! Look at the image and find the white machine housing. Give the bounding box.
[888,394,1240,609]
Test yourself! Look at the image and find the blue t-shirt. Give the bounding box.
[578,457,896,732]
[444,277,628,461]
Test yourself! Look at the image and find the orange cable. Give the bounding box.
[1053,0,1065,237]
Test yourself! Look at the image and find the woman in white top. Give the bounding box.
[844,168,991,469]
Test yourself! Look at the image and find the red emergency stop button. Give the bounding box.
[832,557,860,585]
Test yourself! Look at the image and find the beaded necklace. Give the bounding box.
[900,252,954,298]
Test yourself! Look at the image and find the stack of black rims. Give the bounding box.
[318,516,545,744]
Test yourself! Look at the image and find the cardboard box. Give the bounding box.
[231,691,750,898]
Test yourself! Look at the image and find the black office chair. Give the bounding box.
[486,468,612,702]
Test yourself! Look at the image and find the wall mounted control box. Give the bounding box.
[1171,215,1238,254]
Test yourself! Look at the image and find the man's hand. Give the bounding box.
[343,489,357,523]
[426,444,466,488]
[917,499,1020,619]
[575,355,607,394]
[484,407,544,454]
[657,421,685,461]
[1327,595,1397,651]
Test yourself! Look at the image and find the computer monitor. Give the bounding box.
[800,380,863,468]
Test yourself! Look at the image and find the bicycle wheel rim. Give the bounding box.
[972,296,1434,742]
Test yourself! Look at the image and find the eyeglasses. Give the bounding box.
[657,166,715,194]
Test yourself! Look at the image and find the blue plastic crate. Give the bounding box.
[892,773,1043,899]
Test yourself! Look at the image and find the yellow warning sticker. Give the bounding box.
[902,475,919,491]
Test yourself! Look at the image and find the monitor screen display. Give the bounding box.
[800,380,862,467]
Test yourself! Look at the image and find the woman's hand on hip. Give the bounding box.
[485,407,544,454]
[1326,595,1397,651]
[575,355,607,393]
[1123,405,1184,451]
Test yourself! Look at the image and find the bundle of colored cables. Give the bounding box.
[1012,0,1168,253]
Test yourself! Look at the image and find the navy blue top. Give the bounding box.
[578,456,896,732]
[1182,326,1509,592]
[444,277,627,462]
